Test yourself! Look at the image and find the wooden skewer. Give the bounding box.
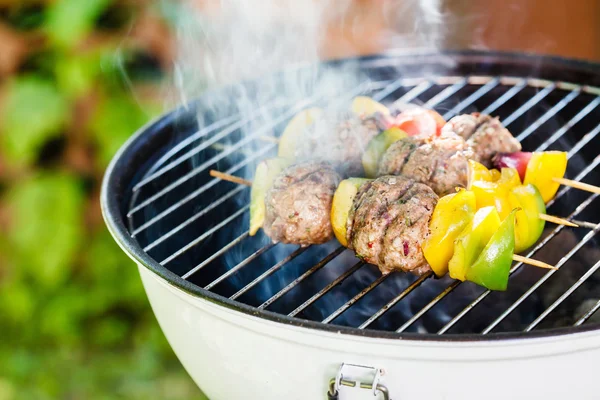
[211,171,579,229]
[553,177,600,195]
[210,169,561,272]
[259,135,280,144]
[538,213,578,227]
[210,170,252,187]
[512,254,558,270]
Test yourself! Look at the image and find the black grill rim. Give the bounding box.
[101,49,600,342]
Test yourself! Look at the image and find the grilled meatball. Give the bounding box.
[347,175,437,275]
[377,136,472,195]
[441,113,521,167]
[263,161,341,245]
[293,113,381,177]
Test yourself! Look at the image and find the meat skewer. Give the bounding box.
[209,169,558,284]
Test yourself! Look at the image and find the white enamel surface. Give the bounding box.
[138,265,600,400]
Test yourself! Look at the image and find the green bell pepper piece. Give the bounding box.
[465,209,517,291]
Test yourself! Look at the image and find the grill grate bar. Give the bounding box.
[230,246,309,300]
[132,144,273,236]
[502,83,556,127]
[574,300,600,326]
[204,242,275,289]
[144,185,246,252]
[536,96,600,152]
[182,231,249,280]
[481,78,527,114]
[127,119,281,216]
[515,88,581,142]
[526,258,600,331]
[424,78,468,108]
[566,124,600,159]
[373,78,426,102]
[396,281,460,333]
[321,273,391,324]
[358,272,432,329]
[160,205,248,265]
[389,81,434,109]
[442,78,500,120]
[288,261,365,317]
[136,114,242,189]
[483,218,600,334]
[134,110,266,191]
[438,156,600,334]
[258,246,346,310]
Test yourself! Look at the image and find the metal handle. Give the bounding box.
[326,364,390,400]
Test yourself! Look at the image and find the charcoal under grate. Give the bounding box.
[116,52,600,338]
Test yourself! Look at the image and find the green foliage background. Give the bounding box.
[0,1,206,398]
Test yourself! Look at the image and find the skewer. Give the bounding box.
[512,254,557,270]
[553,177,600,195]
[210,169,561,272]
[538,213,578,227]
[209,170,252,187]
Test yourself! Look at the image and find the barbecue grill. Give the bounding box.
[101,51,600,400]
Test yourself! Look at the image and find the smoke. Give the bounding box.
[156,0,452,329]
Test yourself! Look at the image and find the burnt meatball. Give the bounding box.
[292,113,381,177]
[263,161,341,245]
[377,136,472,196]
[347,175,437,275]
[442,113,521,167]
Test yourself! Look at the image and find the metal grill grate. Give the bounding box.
[126,66,600,336]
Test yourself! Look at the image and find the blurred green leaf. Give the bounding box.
[45,0,112,48]
[89,94,152,167]
[0,77,69,167]
[0,280,36,326]
[55,53,102,98]
[5,173,84,289]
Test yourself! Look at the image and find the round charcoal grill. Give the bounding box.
[102,51,600,400]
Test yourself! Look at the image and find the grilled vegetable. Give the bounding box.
[249,157,290,235]
[391,107,445,137]
[277,107,323,159]
[465,209,517,291]
[524,151,568,203]
[448,206,501,281]
[362,127,407,178]
[467,159,500,188]
[493,151,568,203]
[492,151,532,181]
[350,96,390,118]
[470,167,520,215]
[422,189,476,277]
[330,177,371,246]
[510,184,546,253]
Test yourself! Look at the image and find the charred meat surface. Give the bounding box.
[377,136,472,195]
[293,112,381,177]
[263,161,341,245]
[441,113,521,167]
[347,175,437,275]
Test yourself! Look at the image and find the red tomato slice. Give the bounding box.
[390,107,445,138]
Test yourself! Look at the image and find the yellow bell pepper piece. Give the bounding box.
[277,107,323,159]
[448,206,501,281]
[422,190,476,277]
[467,160,494,189]
[331,178,371,247]
[350,96,391,118]
[249,157,290,235]
[524,151,568,203]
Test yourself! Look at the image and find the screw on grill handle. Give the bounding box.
[327,364,390,400]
